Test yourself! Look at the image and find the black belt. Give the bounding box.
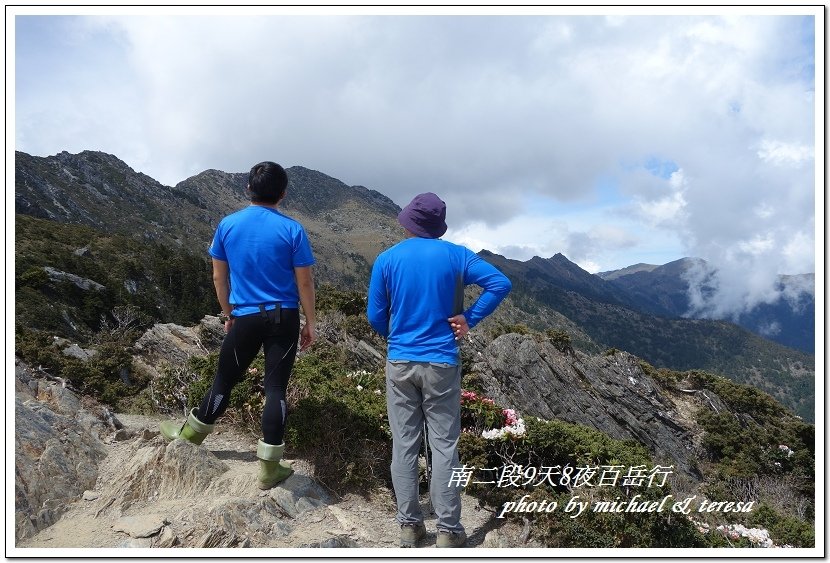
[258,303,281,324]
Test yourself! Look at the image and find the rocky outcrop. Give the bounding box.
[42,266,106,292]
[16,406,497,549]
[14,360,114,541]
[15,149,208,245]
[131,315,226,379]
[85,432,333,548]
[314,311,386,369]
[51,336,99,361]
[471,333,703,479]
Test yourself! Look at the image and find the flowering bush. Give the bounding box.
[715,524,776,548]
[460,389,526,440]
[756,442,798,473]
[690,519,791,548]
[345,369,378,392]
[481,416,526,440]
[778,444,795,457]
[460,389,502,434]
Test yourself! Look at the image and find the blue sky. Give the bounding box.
[10,6,821,319]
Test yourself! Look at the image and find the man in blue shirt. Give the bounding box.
[367,192,511,548]
[161,161,316,491]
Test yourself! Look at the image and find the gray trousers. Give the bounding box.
[385,360,464,533]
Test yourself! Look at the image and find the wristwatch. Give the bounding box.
[219,311,233,322]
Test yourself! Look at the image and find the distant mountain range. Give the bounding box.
[13,150,815,420]
[597,259,815,355]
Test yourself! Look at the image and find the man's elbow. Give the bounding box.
[366,314,388,337]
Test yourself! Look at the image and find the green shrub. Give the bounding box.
[716,384,786,421]
[696,397,813,480]
[285,351,390,493]
[16,287,84,336]
[489,322,532,338]
[697,410,746,462]
[16,266,49,289]
[545,329,574,354]
[15,326,146,410]
[316,284,367,316]
[460,389,506,435]
[692,378,815,543]
[341,315,374,340]
[15,327,66,376]
[457,408,706,547]
[749,503,815,547]
[639,361,682,388]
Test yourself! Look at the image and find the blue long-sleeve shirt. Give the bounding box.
[367,237,512,364]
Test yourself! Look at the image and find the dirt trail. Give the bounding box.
[17,412,522,552]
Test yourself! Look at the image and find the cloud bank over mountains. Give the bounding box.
[13,9,818,320]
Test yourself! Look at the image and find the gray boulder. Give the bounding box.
[131,315,226,380]
[14,362,110,541]
[42,266,105,292]
[471,333,702,478]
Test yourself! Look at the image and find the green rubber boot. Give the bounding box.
[160,408,214,445]
[256,440,294,490]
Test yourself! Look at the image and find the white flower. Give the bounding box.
[482,418,526,440]
[716,524,774,548]
[778,444,795,457]
[356,385,363,391]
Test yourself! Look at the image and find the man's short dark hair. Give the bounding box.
[248,161,288,204]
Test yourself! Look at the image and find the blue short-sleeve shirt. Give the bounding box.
[209,205,315,316]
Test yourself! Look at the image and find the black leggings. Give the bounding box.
[197,307,300,446]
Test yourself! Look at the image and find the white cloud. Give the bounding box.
[782,229,815,274]
[757,139,814,167]
[735,234,776,257]
[12,9,819,318]
[757,321,782,337]
[636,190,687,228]
[754,202,775,219]
[445,202,675,273]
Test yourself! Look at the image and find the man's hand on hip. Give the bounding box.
[448,314,469,340]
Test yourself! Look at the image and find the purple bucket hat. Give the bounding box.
[397,192,448,239]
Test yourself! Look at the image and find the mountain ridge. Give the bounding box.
[14,149,815,420]
[13,150,817,549]
[599,258,815,354]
